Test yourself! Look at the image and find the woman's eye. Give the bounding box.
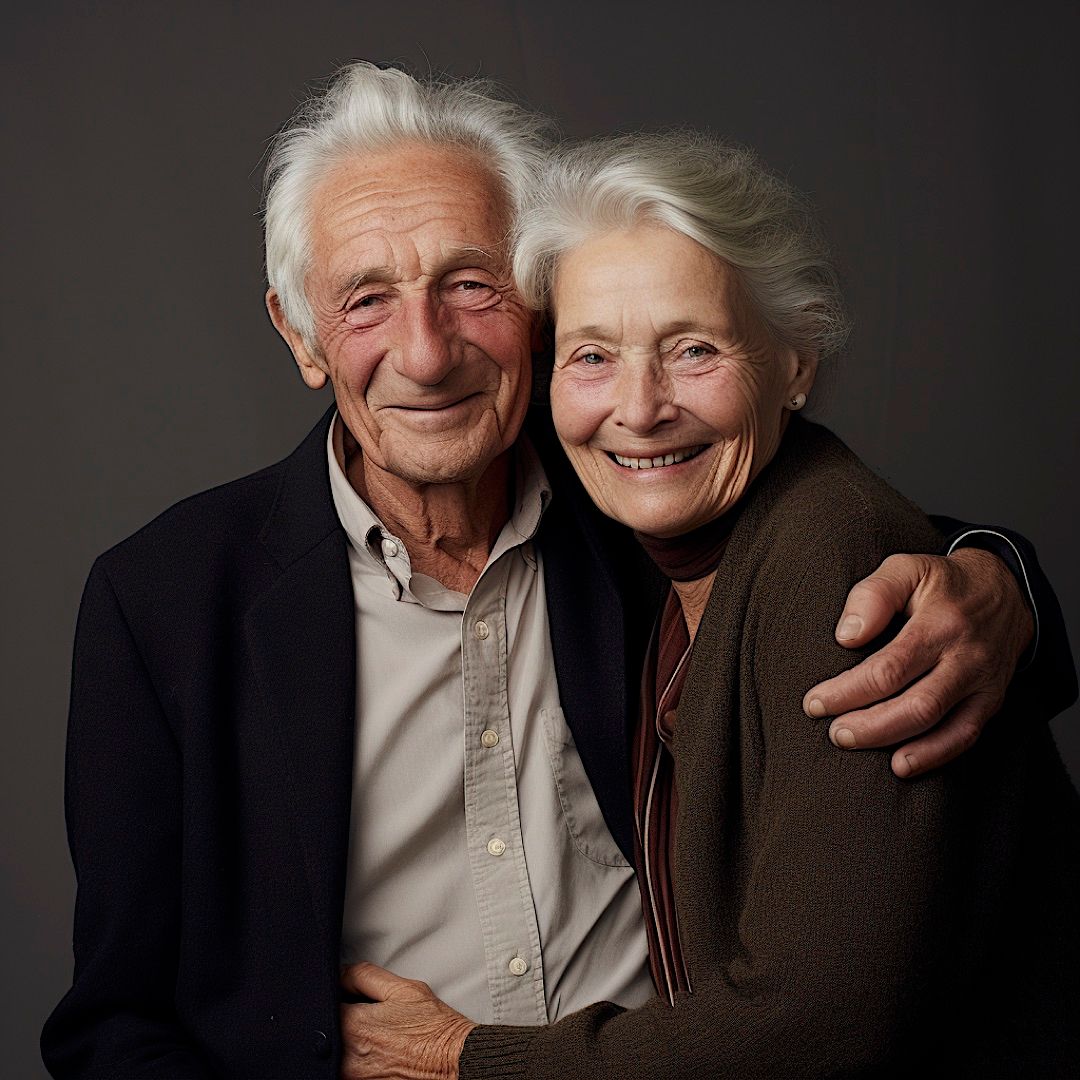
[683,344,710,359]
[580,352,606,366]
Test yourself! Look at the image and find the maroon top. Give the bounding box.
[633,517,733,1001]
[632,585,694,1001]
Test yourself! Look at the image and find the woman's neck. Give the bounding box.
[672,571,717,641]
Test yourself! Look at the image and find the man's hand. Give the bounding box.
[803,549,1033,778]
[339,962,475,1080]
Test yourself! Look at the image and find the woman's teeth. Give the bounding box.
[611,445,707,470]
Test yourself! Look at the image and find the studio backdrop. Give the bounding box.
[4,2,1076,1076]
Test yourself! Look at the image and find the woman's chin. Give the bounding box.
[602,501,705,539]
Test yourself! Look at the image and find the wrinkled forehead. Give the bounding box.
[307,144,514,275]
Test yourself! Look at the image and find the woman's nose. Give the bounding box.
[613,361,678,434]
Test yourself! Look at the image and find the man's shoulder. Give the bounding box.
[94,408,336,592]
[103,462,281,561]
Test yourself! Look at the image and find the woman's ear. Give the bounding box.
[789,349,819,399]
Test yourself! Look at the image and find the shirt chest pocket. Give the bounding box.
[540,707,631,868]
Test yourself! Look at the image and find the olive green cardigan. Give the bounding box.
[460,419,1080,1078]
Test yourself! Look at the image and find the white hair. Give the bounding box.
[263,62,555,346]
[513,132,850,361]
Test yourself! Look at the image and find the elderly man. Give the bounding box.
[42,64,1074,1080]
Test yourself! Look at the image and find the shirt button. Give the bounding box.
[508,957,529,977]
[480,729,500,748]
[474,620,490,640]
[381,538,399,559]
[486,837,506,857]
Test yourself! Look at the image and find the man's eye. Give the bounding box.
[344,293,391,327]
[580,352,605,366]
[683,344,710,358]
[446,278,498,307]
[347,293,384,311]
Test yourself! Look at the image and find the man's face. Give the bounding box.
[269,144,534,489]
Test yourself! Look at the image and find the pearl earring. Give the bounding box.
[788,393,807,411]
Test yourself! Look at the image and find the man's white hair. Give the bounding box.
[513,132,850,361]
[263,61,555,347]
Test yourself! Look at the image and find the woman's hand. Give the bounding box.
[339,963,476,1080]
[803,549,1033,777]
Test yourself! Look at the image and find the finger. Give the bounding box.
[889,692,1000,777]
[823,658,976,750]
[832,554,930,648]
[805,621,939,719]
[340,961,407,1002]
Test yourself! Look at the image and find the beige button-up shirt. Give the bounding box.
[329,417,652,1025]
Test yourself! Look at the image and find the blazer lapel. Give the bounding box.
[530,411,655,864]
[246,407,356,954]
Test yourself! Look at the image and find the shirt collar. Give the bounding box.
[326,412,552,598]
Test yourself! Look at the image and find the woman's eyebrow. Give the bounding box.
[555,324,616,348]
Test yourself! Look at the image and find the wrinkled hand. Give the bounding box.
[803,549,1033,778]
[339,963,475,1080]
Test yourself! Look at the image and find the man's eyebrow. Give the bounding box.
[332,247,505,306]
[442,244,504,270]
[332,267,397,305]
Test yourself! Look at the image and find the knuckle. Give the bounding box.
[951,717,982,753]
[852,576,894,606]
[866,652,909,696]
[880,552,915,574]
[907,690,945,731]
[933,606,968,641]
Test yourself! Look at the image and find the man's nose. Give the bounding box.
[614,360,678,434]
[391,297,458,385]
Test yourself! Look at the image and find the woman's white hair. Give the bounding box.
[513,132,850,361]
[263,61,555,347]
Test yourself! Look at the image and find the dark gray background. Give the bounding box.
[4,2,1077,1075]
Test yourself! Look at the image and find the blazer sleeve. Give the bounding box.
[459,504,1047,1078]
[41,560,215,1079]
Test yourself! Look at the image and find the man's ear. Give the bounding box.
[266,288,328,390]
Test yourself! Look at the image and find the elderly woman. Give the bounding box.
[344,134,1080,1077]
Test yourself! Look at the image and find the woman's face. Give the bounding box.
[550,224,816,538]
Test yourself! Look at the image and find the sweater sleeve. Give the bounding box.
[460,491,1023,1078]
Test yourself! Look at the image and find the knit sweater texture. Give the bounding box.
[459,418,1080,1079]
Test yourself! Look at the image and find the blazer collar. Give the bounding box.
[259,403,343,569]
[248,402,356,962]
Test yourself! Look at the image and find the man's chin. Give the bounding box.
[375,442,512,490]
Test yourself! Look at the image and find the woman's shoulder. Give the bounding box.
[746,419,944,573]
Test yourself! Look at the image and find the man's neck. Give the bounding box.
[341,428,511,595]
